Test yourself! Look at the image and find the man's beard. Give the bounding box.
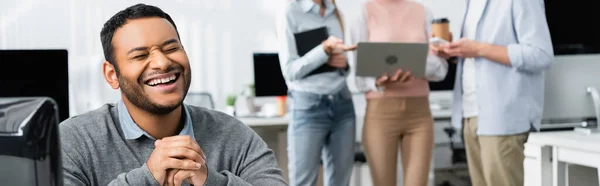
[118,70,191,115]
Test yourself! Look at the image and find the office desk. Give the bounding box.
[524,131,600,186]
[240,116,288,127]
[239,109,451,127]
[237,116,290,182]
[431,109,452,120]
[238,116,288,166]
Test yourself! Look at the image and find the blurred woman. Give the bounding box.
[275,0,357,185]
[346,0,450,185]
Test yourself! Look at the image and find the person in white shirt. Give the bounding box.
[432,0,554,185]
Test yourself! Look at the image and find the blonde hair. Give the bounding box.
[331,0,344,34]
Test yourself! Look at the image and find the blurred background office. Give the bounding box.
[8,0,600,186]
[0,0,467,186]
[1,0,285,115]
[0,0,464,116]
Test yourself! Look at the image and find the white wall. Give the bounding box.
[339,0,465,40]
[0,0,287,115]
[417,0,466,40]
[0,0,465,116]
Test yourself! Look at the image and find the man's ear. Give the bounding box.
[102,61,120,89]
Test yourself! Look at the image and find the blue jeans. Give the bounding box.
[287,88,356,186]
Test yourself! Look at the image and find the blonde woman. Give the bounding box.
[276,0,357,185]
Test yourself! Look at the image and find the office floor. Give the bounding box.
[348,164,471,186]
[434,167,471,186]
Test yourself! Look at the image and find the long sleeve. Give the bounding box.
[61,128,159,186]
[203,126,287,186]
[62,147,91,186]
[507,0,554,73]
[106,164,160,186]
[424,8,449,82]
[346,5,379,93]
[276,8,329,81]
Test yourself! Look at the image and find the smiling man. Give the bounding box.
[59,3,287,186]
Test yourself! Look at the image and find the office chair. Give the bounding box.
[184,92,215,109]
[437,126,471,186]
[353,142,367,186]
[444,127,467,165]
[0,97,63,186]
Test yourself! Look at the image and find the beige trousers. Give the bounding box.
[363,97,434,186]
[463,117,529,186]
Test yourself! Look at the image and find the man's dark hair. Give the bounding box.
[100,3,180,73]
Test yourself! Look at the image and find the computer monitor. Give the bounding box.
[0,97,63,186]
[253,53,288,97]
[542,55,600,123]
[544,0,600,55]
[0,49,69,122]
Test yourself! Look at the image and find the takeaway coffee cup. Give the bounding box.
[432,18,451,42]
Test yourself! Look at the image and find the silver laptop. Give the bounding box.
[356,42,428,78]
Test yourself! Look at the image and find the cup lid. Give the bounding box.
[432,18,449,24]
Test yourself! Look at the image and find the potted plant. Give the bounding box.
[225,94,237,116]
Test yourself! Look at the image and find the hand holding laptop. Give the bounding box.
[375,69,413,86]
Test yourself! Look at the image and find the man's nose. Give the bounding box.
[148,51,172,71]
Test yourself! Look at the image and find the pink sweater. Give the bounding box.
[346,0,448,99]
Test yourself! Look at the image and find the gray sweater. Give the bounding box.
[60,103,287,186]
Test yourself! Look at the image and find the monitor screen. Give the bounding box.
[545,0,600,55]
[253,53,288,97]
[0,50,69,122]
[543,55,600,122]
[428,60,456,91]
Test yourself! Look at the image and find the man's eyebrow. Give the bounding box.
[162,38,179,47]
[126,47,148,55]
[125,39,178,55]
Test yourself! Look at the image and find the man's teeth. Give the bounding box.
[148,74,177,86]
